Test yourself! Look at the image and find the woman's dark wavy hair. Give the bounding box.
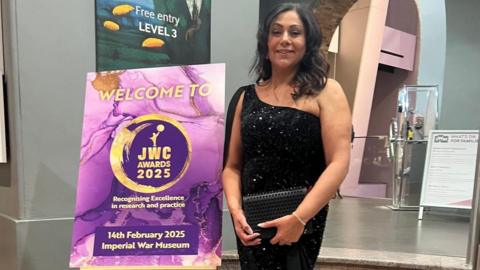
[251,3,330,99]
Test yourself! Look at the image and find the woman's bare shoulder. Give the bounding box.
[323,78,343,94]
[316,79,346,104]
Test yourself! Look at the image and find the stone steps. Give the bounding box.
[220,248,471,270]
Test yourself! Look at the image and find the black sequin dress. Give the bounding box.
[237,85,329,270]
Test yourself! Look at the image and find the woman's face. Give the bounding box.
[267,10,306,72]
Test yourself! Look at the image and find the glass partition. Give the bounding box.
[389,85,439,209]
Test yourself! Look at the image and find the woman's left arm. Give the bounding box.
[294,79,352,222]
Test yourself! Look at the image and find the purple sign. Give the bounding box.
[70,64,225,268]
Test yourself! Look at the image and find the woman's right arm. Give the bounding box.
[222,91,261,246]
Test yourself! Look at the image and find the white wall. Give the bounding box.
[440,0,480,129]
[416,0,446,114]
[211,0,258,104]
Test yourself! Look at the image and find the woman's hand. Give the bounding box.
[231,210,261,246]
[258,214,305,245]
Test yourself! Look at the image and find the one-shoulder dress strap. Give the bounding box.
[223,84,253,168]
[242,84,254,101]
[241,84,258,110]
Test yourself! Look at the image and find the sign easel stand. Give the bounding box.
[81,266,217,270]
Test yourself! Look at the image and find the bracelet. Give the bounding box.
[292,212,306,226]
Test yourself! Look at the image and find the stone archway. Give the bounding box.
[311,0,358,55]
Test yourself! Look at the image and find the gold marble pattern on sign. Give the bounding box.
[91,72,123,92]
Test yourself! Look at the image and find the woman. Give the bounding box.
[222,3,351,270]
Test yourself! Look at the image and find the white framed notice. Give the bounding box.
[418,130,479,219]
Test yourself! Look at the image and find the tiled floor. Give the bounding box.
[323,197,470,257]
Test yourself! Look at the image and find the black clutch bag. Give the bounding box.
[242,187,312,239]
